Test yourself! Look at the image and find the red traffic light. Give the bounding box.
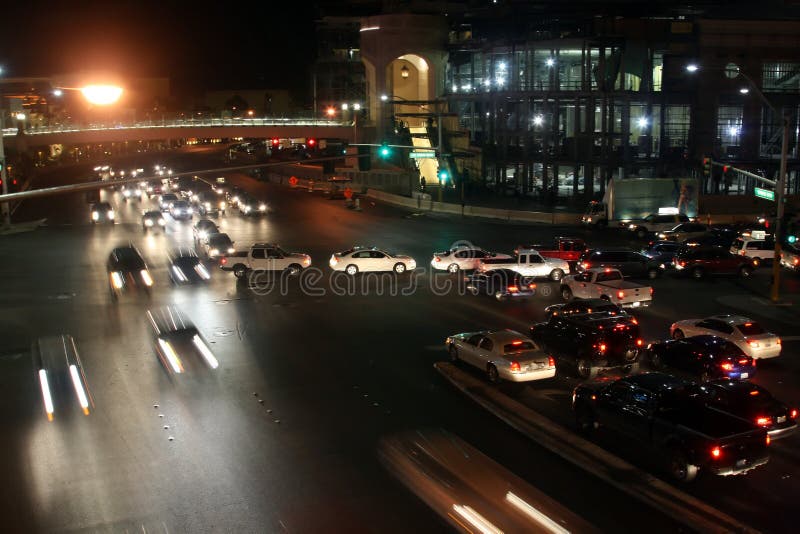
[723,165,730,172]
[307,138,316,147]
[703,157,709,164]
[271,138,279,146]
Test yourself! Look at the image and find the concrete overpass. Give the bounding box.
[1,118,367,150]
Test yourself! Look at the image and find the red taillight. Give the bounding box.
[508,286,519,293]
[511,340,523,346]
[631,317,638,324]
[790,409,798,419]
[510,361,521,372]
[529,283,536,289]
[649,287,654,296]
[617,290,624,300]
[598,343,607,353]
[756,416,772,426]
[636,339,643,347]
[582,262,590,269]
[776,338,781,345]
[767,435,771,446]
[434,256,440,262]
[220,257,227,265]
[720,362,734,371]
[548,356,555,367]
[739,358,750,365]
[679,261,686,267]
[711,446,722,459]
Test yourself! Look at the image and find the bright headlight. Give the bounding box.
[204,202,211,209]
[158,218,166,225]
[92,211,99,220]
[108,211,115,220]
[141,270,154,287]
[227,247,235,254]
[209,248,219,256]
[110,271,124,289]
[199,231,207,239]
[220,201,226,210]
[187,207,193,214]
[259,204,266,211]
[145,219,154,226]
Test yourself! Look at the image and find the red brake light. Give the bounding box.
[582,262,590,269]
[739,358,750,365]
[529,283,536,289]
[720,362,734,371]
[508,285,519,293]
[711,446,722,459]
[548,356,555,367]
[776,338,781,345]
[511,340,523,346]
[650,287,654,296]
[220,257,227,265]
[598,343,607,353]
[617,290,624,300]
[434,256,440,262]
[749,390,760,396]
[790,409,798,419]
[756,416,772,426]
[510,361,521,372]
[636,339,643,347]
[679,261,686,267]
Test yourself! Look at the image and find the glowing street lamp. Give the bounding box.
[325,106,336,117]
[80,85,123,106]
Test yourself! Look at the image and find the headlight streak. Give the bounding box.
[110,271,124,289]
[92,211,99,220]
[192,335,219,369]
[451,504,503,534]
[158,338,184,373]
[69,364,91,415]
[505,492,570,534]
[145,219,154,226]
[172,266,188,282]
[194,263,211,280]
[141,270,154,287]
[38,369,55,421]
[108,211,115,220]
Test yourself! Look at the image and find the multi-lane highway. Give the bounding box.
[1,147,799,532]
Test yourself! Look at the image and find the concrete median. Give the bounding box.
[434,361,758,534]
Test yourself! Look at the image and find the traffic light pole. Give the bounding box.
[0,134,10,228]
[771,115,789,302]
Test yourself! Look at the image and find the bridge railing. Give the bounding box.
[3,116,354,137]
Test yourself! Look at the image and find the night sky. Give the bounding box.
[0,0,320,99]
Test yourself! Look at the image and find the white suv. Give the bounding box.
[731,237,774,267]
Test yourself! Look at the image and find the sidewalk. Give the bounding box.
[428,186,583,214]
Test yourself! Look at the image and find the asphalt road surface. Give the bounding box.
[1,147,798,533]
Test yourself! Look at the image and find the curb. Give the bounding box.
[434,361,759,534]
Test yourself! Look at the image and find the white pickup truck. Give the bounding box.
[559,267,653,308]
[219,243,312,278]
[478,248,569,281]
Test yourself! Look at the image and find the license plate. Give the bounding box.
[778,416,786,423]
[740,372,749,379]
[632,301,641,307]
[736,459,748,468]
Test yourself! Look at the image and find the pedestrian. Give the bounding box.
[420,176,426,193]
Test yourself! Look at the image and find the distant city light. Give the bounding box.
[353,103,361,111]
[15,113,26,121]
[637,117,649,128]
[53,89,63,97]
[341,103,349,110]
[495,77,506,87]
[728,126,740,137]
[685,64,699,72]
[545,58,555,67]
[380,94,388,101]
[325,106,336,117]
[739,87,750,94]
[533,115,544,126]
[80,85,123,106]
[497,62,507,71]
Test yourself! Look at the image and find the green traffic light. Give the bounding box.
[788,235,797,244]
[438,170,449,181]
[379,145,391,158]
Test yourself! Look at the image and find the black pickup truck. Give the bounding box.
[572,372,770,482]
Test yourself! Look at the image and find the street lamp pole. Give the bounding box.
[0,128,9,228]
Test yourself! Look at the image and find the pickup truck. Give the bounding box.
[560,267,652,308]
[780,244,800,272]
[478,248,570,281]
[572,373,770,482]
[219,243,311,278]
[514,237,586,262]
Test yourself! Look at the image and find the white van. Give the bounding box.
[730,237,774,266]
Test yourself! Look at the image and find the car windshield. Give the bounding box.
[114,248,145,269]
[162,194,177,201]
[736,322,766,335]
[173,256,200,268]
[504,341,535,353]
[95,203,112,210]
[208,235,232,247]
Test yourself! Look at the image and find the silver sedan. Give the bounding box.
[445,329,555,383]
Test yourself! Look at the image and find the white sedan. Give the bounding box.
[445,329,556,383]
[329,246,416,275]
[431,246,512,273]
[670,315,781,359]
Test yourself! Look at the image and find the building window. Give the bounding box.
[652,53,663,92]
[717,105,743,157]
[663,105,690,148]
[762,62,800,92]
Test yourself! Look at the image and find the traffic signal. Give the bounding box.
[379,143,391,158]
[307,138,317,150]
[0,158,4,173]
[438,169,450,182]
[702,157,711,177]
[271,138,280,149]
[788,235,797,244]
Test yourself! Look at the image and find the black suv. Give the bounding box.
[529,313,643,378]
[578,248,661,279]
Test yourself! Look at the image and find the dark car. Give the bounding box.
[91,202,115,224]
[238,194,266,216]
[690,380,798,439]
[107,245,154,298]
[572,373,769,481]
[193,219,220,244]
[530,313,642,378]
[147,307,219,374]
[170,200,193,220]
[646,335,756,381]
[195,191,226,216]
[544,298,627,320]
[142,210,166,232]
[672,247,754,279]
[203,232,235,259]
[641,241,681,269]
[159,193,179,211]
[168,249,211,284]
[465,269,537,300]
[578,249,661,279]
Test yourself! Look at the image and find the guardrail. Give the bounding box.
[2,117,353,137]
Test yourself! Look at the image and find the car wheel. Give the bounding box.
[575,405,596,435]
[345,264,358,276]
[561,286,573,301]
[487,364,500,383]
[691,266,704,279]
[550,269,565,282]
[447,263,459,274]
[449,346,459,363]
[672,329,684,340]
[233,265,248,278]
[668,449,698,483]
[576,359,597,379]
[393,262,406,274]
[647,268,659,279]
[739,265,753,278]
[636,228,648,239]
[286,264,302,276]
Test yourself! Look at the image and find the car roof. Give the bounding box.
[147,307,196,335]
[487,329,530,344]
[252,242,280,248]
[566,314,637,328]
[196,219,218,227]
[207,232,231,241]
[681,335,739,350]
[94,202,112,209]
[705,379,764,395]
[707,314,753,325]
[622,372,689,393]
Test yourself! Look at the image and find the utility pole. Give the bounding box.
[0,131,9,228]
[437,111,444,203]
[771,114,789,302]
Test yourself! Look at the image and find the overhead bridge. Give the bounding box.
[1,118,359,149]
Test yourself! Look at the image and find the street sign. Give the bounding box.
[754,187,775,201]
[409,151,436,159]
